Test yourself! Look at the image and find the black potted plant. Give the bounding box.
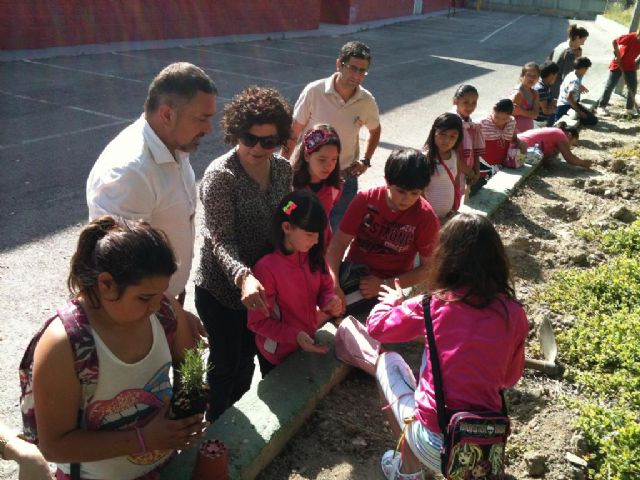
[171,340,210,419]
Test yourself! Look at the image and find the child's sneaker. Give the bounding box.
[596,106,609,116]
[381,450,425,480]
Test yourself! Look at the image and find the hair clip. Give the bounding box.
[283,200,297,215]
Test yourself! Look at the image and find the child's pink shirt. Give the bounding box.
[303,182,342,245]
[367,293,528,433]
[248,250,337,365]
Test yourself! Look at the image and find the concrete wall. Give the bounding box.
[464,0,607,19]
[0,0,321,50]
[320,0,463,24]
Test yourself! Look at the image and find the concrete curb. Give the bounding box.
[160,324,351,480]
[460,160,543,217]
[0,10,450,62]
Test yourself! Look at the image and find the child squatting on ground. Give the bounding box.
[518,121,591,168]
[291,124,343,246]
[247,191,342,376]
[422,112,464,221]
[21,216,207,480]
[367,213,529,480]
[326,148,440,312]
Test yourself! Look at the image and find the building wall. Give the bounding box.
[0,0,321,50]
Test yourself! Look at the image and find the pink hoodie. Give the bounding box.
[248,250,337,365]
[367,293,528,433]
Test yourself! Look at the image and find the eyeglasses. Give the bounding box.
[238,132,281,149]
[341,62,369,76]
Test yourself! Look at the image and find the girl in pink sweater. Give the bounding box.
[291,124,343,245]
[368,213,529,480]
[248,191,342,376]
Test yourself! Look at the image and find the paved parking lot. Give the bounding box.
[0,8,613,478]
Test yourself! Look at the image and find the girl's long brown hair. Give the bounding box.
[427,213,515,308]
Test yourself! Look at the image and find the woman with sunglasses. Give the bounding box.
[195,85,293,421]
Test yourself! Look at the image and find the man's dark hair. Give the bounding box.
[540,61,560,78]
[338,41,372,64]
[384,148,432,191]
[574,57,592,70]
[145,62,217,113]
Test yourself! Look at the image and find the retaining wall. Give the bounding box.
[464,0,607,19]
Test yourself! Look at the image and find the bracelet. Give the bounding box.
[360,157,371,167]
[234,268,251,289]
[135,427,147,455]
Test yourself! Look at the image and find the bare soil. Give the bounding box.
[259,102,640,480]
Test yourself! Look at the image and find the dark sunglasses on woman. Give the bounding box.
[239,132,282,149]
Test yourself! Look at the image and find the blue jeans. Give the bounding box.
[330,172,358,232]
[597,69,638,110]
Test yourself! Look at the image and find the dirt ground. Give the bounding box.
[259,100,640,480]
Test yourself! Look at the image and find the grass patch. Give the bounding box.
[603,2,634,27]
[538,220,640,479]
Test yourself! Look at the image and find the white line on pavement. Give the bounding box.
[480,15,525,43]
[180,46,299,67]
[22,59,146,83]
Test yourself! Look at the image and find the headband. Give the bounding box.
[303,126,340,154]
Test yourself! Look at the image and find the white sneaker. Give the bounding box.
[381,450,425,480]
[596,106,609,116]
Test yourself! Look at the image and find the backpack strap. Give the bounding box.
[421,295,449,434]
[155,296,178,353]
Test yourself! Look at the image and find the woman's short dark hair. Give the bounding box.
[68,216,177,308]
[493,98,514,114]
[540,61,560,78]
[271,191,327,272]
[144,62,217,113]
[428,213,515,308]
[423,113,463,166]
[385,148,433,191]
[220,85,292,146]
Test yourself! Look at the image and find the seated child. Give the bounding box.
[368,213,529,480]
[248,191,342,376]
[554,57,597,126]
[534,61,560,126]
[326,148,440,310]
[480,99,527,167]
[518,121,591,168]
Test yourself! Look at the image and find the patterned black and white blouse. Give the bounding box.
[194,148,293,309]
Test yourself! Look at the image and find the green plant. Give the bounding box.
[539,221,640,479]
[177,340,210,393]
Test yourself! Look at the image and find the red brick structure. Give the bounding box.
[0,0,460,51]
[0,0,320,50]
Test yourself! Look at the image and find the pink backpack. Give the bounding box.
[19,297,177,443]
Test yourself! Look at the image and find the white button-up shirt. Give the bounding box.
[87,116,197,297]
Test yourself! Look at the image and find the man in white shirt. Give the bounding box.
[285,41,381,230]
[87,62,217,307]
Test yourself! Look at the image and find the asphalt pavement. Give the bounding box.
[0,8,616,479]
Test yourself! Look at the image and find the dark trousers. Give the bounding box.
[554,103,597,126]
[195,286,256,421]
[256,350,276,377]
[597,68,638,110]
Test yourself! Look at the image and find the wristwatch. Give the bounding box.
[360,157,371,167]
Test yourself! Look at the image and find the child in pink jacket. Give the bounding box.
[367,213,529,480]
[248,190,342,376]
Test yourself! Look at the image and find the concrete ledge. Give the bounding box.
[460,160,542,217]
[160,323,351,480]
